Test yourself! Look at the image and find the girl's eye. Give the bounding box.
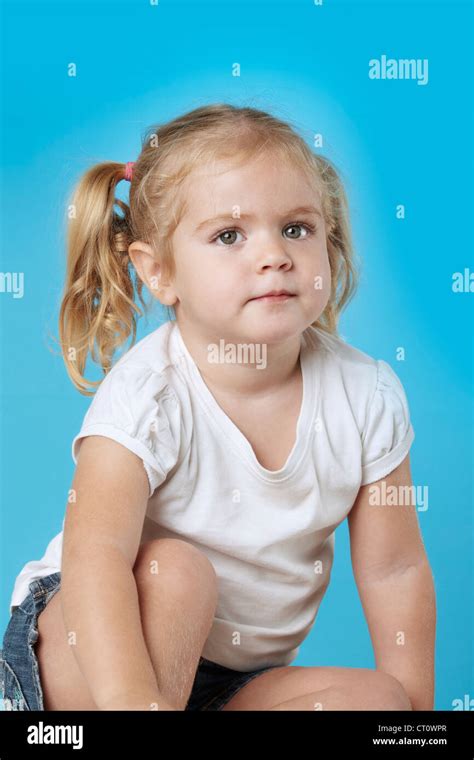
[211,221,316,247]
[213,229,244,246]
[283,222,316,240]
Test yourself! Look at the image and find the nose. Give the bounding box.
[255,239,293,272]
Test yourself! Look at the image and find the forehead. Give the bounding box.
[179,153,321,222]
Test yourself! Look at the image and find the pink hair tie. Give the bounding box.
[124,161,135,182]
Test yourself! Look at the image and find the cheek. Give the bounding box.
[176,248,214,289]
[205,256,242,289]
[302,247,331,295]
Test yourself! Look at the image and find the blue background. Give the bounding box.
[1,0,472,711]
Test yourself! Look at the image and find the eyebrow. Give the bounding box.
[193,205,323,234]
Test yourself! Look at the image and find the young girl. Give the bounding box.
[0,104,435,712]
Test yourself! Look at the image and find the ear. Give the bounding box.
[128,241,178,307]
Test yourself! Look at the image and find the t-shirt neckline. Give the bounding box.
[172,321,319,483]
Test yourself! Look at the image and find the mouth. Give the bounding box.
[248,290,296,303]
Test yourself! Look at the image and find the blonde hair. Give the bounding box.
[59,103,359,395]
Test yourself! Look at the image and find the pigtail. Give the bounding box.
[58,162,147,395]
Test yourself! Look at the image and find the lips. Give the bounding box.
[249,290,295,300]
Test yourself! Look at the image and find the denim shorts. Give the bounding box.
[0,571,278,711]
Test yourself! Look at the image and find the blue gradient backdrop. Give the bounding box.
[0,0,472,711]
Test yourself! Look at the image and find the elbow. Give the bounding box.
[356,556,434,586]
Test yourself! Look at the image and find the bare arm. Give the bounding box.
[61,435,175,710]
[348,454,436,710]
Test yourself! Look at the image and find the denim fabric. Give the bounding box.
[0,571,277,711]
[186,655,277,711]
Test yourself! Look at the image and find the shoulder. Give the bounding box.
[89,320,186,411]
[304,325,379,401]
[72,321,186,497]
[304,325,414,443]
[305,327,415,486]
[100,319,180,386]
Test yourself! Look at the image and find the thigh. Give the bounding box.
[3,575,104,711]
[220,664,403,711]
[35,587,97,711]
[1,573,93,711]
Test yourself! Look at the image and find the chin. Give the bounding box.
[240,322,305,346]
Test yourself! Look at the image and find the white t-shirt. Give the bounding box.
[9,320,415,671]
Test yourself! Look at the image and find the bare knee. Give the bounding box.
[133,538,218,609]
[368,671,413,711]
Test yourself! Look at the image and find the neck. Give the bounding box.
[176,321,304,399]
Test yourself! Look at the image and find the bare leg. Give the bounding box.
[222,665,412,711]
[268,683,412,711]
[132,538,219,709]
[35,538,218,710]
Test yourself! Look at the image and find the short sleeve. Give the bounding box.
[360,359,415,486]
[71,363,181,499]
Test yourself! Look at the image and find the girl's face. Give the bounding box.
[169,151,331,345]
